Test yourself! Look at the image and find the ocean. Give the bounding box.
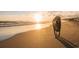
[0,23,51,41]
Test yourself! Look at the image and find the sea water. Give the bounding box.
[0,23,51,41]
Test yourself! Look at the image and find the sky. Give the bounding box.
[0,11,51,22]
[0,11,79,22]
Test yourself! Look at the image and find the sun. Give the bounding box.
[33,13,43,29]
[34,13,43,23]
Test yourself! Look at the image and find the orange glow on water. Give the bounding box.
[35,24,41,30]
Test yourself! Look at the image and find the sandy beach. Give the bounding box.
[0,20,79,48]
[0,25,64,48]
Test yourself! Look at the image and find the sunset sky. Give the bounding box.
[0,11,79,22]
[0,11,51,22]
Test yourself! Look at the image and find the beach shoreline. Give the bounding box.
[0,25,64,48]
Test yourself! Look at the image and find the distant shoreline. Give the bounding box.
[0,21,50,27]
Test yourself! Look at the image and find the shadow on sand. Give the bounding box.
[55,36,78,48]
[53,16,78,48]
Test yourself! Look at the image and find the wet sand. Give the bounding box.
[0,21,78,48]
[0,25,64,48]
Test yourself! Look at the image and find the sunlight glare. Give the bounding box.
[34,13,43,23]
[35,24,41,30]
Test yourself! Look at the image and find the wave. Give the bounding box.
[0,23,51,41]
